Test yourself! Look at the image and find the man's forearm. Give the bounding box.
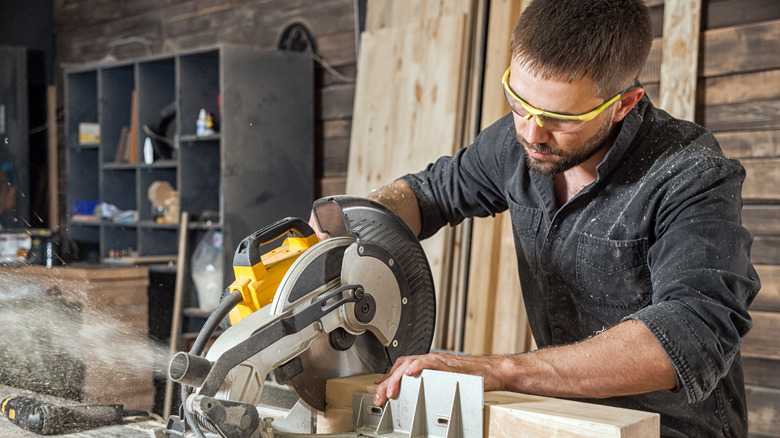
[375,319,677,404]
[497,319,676,398]
[367,179,422,237]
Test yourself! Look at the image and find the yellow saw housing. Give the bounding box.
[228,234,319,325]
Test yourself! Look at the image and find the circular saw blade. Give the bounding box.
[271,237,393,411]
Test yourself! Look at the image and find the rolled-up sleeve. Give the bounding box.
[402,115,515,239]
[627,152,760,403]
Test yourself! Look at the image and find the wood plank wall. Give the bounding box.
[640,1,780,436]
[52,0,358,210]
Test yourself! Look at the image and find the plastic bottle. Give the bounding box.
[196,109,208,136]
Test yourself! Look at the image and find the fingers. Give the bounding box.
[373,356,428,406]
[307,210,329,241]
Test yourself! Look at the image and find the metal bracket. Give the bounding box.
[352,370,483,438]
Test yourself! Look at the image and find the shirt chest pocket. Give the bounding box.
[575,233,652,309]
[508,200,542,273]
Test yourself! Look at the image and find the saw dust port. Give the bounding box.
[0,270,170,409]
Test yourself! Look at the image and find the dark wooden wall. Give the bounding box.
[639,1,780,436]
[53,0,356,209]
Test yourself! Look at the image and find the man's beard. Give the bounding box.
[516,117,615,176]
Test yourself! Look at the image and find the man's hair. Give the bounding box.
[510,0,653,98]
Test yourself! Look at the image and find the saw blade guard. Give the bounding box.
[312,195,437,364]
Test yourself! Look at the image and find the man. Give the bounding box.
[331,0,759,436]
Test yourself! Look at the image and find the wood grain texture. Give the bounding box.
[743,356,780,389]
[745,384,780,436]
[484,392,659,438]
[701,70,780,106]
[752,265,780,313]
[659,0,702,120]
[752,236,780,266]
[700,19,780,77]
[464,0,531,357]
[717,130,780,159]
[741,159,780,200]
[742,310,780,360]
[742,206,780,235]
[702,100,780,132]
[346,14,468,334]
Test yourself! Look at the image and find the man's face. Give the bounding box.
[506,61,621,176]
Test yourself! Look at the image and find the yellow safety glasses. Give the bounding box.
[502,67,634,133]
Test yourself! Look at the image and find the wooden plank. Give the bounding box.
[745,251,779,320]
[746,385,780,437]
[743,206,780,236]
[717,130,780,160]
[743,356,780,389]
[701,19,780,77]
[701,70,780,107]
[704,0,780,30]
[346,14,469,337]
[751,236,780,266]
[742,310,780,360]
[365,0,474,31]
[47,85,59,231]
[639,38,662,84]
[659,0,701,120]
[485,392,659,438]
[742,158,780,201]
[465,0,530,356]
[491,211,532,354]
[702,99,780,132]
[319,374,660,437]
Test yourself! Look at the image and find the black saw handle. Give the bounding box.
[232,217,315,268]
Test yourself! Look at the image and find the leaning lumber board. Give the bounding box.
[464,0,531,356]
[346,14,468,341]
[659,0,701,120]
[319,374,660,437]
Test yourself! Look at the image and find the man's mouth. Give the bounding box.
[525,147,550,159]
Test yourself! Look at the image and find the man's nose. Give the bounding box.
[517,114,551,144]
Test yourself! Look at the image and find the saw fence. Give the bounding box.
[346,1,780,435]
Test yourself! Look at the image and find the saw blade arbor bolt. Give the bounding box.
[388,258,395,266]
[393,340,398,347]
[402,297,408,305]
[358,245,365,254]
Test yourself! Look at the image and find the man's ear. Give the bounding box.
[612,87,645,122]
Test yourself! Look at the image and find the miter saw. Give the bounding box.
[157,196,441,438]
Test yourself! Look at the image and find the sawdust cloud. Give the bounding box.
[0,270,171,400]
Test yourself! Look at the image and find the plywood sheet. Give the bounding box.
[346,15,468,327]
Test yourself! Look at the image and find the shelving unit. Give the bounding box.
[65,44,314,290]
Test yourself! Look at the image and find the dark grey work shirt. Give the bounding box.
[402,96,760,437]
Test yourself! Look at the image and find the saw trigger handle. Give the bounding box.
[233,217,315,268]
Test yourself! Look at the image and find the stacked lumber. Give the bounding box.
[346,0,484,349]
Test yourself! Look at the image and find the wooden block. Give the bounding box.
[318,373,382,433]
[485,392,659,437]
[321,375,659,437]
